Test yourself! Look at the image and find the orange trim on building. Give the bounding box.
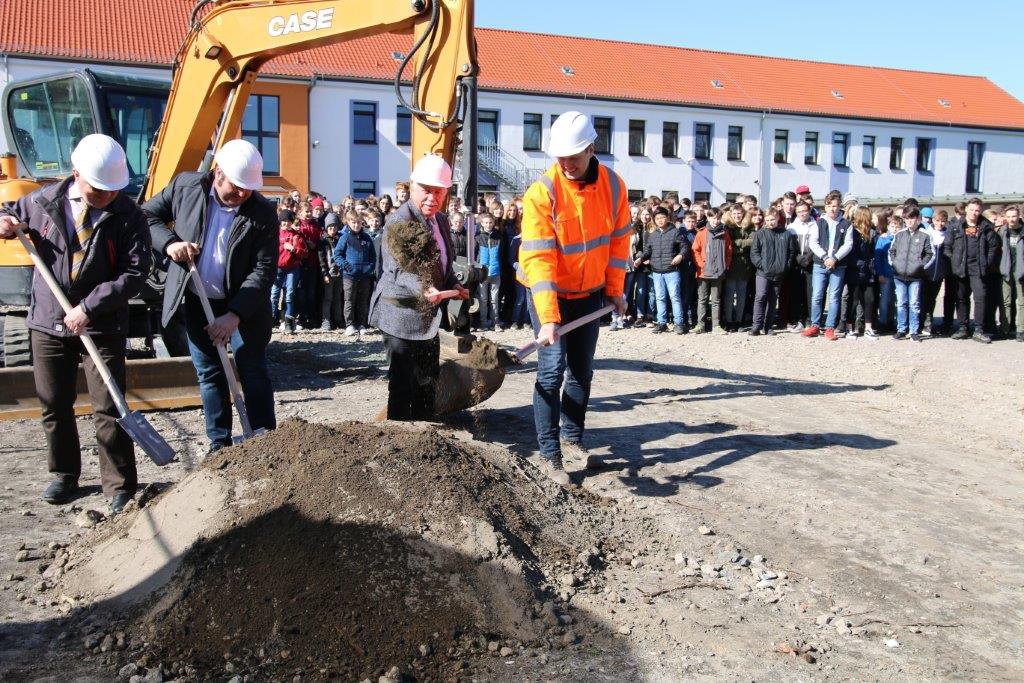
[229,81,309,198]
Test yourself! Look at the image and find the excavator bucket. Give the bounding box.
[0,357,201,421]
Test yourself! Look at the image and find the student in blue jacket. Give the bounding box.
[334,209,377,337]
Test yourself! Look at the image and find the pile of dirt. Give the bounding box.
[59,419,622,681]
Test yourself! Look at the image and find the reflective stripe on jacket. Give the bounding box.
[517,162,631,324]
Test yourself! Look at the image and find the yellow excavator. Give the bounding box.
[0,0,482,420]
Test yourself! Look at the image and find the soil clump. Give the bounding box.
[385,219,439,316]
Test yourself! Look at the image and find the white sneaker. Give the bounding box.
[344,325,356,336]
[358,326,367,335]
[789,322,804,333]
[278,321,287,332]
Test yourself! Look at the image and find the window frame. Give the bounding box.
[862,135,876,168]
[727,125,743,161]
[832,132,850,168]
[804,131,819,165]
[522,112,542,151]
[966,141,984,193]
[396,105,411,146]
[694,122,713,160]
[662,121,678,158]
[693,191,711,203]
[627,189,646,203]
[773,129,789,164]
[890,137,904,170]
[352,100,377,145]
[593,116,613,155]
[477,108,499,147]
[916,137,935,173]
[628,119,646,156]
[241,93,281,176]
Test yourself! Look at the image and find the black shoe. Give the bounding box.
[652,324,667,334]
[42,478,78,505]
[910,333,922,343]
[749,328,761,336]
[110,492,133,515]
[674,325,685,335]
[894,331,907,340]
[951,328,969,340]
[972,331,992,344]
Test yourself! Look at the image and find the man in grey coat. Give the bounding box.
[368,155,467,420]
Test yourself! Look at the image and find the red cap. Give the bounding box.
[310,197,324,209]
[795,185,810,194]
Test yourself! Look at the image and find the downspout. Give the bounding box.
[307,73,320,197]
[757,109,771,207]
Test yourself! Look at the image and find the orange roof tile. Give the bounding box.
[3,0,1023,130]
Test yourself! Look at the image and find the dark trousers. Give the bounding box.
[842,281,877,330]
[299,263,320,324]
[921,278,941,329]
[511,281,530,324]
[321,275,344,328]
[184,293,276,447]
[30,329,136,497]
[680,270,698,326]
[781,269,810,325]
[383,333,439,420]
[528,291,603,458]
[954,274,988,331]
[752,275,781,332]
[342,276,372,328]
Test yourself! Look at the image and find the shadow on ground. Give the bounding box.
[267,337,385,391]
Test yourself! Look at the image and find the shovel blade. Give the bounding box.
[231,427,268,445]
[117,411,175,466]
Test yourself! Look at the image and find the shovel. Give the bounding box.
[188,263,264,443]
[513,304,615,362]
[15,226,175,465]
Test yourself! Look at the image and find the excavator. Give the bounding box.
[0,0,497,421]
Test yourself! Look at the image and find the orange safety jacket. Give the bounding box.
[517,161,631,325]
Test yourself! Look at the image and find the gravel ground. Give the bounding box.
[1,323,1022,681]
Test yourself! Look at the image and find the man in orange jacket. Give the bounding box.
[517,111,631,484]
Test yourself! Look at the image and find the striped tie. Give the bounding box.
[70,201,92,282]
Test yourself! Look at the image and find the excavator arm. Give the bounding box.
[143,0,478,201]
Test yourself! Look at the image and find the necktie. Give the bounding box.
[70,201,93,282]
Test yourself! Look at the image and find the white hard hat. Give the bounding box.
[214,139,263,190]
[71,134,130,191]
[547,111,597,157]
[409,154,452,188]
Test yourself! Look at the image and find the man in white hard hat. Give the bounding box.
[0,134,152,513]
[516,111,631,485]
[143,138,279,453]
[369,154,468,420]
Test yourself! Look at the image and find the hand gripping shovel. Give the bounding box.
[513,304,615,362]
[188,263,264,443]
[15,226,175,465]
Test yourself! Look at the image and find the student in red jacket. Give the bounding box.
[691,208,733,333]
[271,209,307,333]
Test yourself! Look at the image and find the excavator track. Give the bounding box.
[0,356,201,421]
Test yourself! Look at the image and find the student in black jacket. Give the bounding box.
[944,198,1001,343]
[637,207,688,334]
[749,209,796,335]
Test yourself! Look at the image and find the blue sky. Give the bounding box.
[477,0,1024,102]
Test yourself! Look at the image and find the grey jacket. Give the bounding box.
[1,176,151,337]
[368,201,457,341]
[142,172,279,328]
[999,226,1024,281]
[888,227,934,281]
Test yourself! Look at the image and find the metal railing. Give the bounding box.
[476,142,545,196]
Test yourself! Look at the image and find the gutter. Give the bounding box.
[306,72,320,196]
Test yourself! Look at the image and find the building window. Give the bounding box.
[352,101,377,144]
[916,138,935,173]
[352,180,376,198]
[862,135,876,168]
[627,189,645,203]
[550,113,559,127]
[522,113,542,151]
[832,132,850,167]
[396,105,411,146]
[628,119,646,156]
[661,190,678,200]
[804,132,819,165]
[966,142,984,193]
[890,137,903,170]
[773,129,789,163]
[478,109,498,147]
[241,94,279,175]
[725,192,740,203]
[694,191,711,203]
[662,121,678,157]
[727,126,743,161]
[694,123,712,160]
[593,116,612,155]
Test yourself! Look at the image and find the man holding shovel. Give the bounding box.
[517,111,632,485]
[143,140,278,454]
[0,134,151,513]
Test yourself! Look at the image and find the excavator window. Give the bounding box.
[104,90,167,192]
[6,77,95,178]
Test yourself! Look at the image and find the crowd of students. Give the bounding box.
[272,182,1024,344]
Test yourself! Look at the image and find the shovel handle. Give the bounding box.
[188,264,255,438]
[15,226,131,417]
[514,304,615,361]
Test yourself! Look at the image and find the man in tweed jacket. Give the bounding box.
[368,156,467,419]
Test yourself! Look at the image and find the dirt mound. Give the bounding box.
[60,419,620,681]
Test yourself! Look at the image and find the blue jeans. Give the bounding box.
[271,267,300,319]
[652,271,683,325]
[184,293,276,448]
[894,278,922,334]
[633,272,652,318]
[811,264,846,329]
[527,291,603,458]
[511,281,530,324]
[878,276,895,326]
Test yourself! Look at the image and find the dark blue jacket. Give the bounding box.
[846,229,876,285]
[334,229,376,279]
